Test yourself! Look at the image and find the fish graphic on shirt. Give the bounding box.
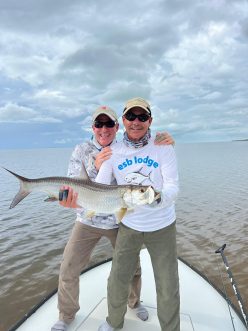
[125,169,152,185]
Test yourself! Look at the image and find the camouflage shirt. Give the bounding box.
[67,136,118,229]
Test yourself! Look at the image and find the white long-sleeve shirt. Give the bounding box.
[67,137,118,229]
[95,138,179,232]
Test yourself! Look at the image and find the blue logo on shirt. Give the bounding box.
[118,156,159,170]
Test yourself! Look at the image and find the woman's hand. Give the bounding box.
[58,186,80,208]
[94,146,112,170]
[154,132,175,146]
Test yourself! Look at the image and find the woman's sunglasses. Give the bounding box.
[94,119,116,128]
[124,112,150,122]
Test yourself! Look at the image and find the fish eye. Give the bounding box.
[140,188,145,193]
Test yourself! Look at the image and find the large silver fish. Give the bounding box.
[4,165,159,222]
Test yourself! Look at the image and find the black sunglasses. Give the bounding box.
[124,112,150,122]
[94,119,116,128]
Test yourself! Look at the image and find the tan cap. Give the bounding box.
[92,106,118,122]
[123,97,151,115]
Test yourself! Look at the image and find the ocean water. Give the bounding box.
[0,142,247,331]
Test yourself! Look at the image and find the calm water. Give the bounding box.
[0,142,247,331]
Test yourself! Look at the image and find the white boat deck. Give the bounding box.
[14,249,246,331]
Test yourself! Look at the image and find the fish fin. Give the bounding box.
[115,208,128,223]
[78,163,90,181]
[10,190,31,209]
[3,167,29,182]
[44,196,57,202]
[3,167,31,209]
[86,210,95,218]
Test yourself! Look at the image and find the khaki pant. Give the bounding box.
[58,221,141,323]
[106,222,180,331]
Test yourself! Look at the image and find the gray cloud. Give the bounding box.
[0,0,247,147]
[0,103,61,123]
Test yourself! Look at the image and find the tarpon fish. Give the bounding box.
[3,165,160,222]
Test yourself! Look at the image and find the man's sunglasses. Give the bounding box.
[94,119,116,128]
[124,112,150,122]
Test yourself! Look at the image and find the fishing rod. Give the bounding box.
[215,244,248,329]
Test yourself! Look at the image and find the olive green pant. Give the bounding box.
[106,222,180,331]
[58,221,141,323]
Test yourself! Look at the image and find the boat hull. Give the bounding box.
[9,249,246,331]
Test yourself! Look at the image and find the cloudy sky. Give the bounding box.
[0,0,247,149]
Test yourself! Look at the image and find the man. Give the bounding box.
[51,105,174,331]
[96,98,180,331]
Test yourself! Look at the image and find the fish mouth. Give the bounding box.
[153,189,161,203]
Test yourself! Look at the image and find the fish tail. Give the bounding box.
[3,168,31,209]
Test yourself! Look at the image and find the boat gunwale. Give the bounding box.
[7,258,112,331]
[178,256,247,327]
[7,256,247,331]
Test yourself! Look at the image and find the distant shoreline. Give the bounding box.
[233,139,248,141]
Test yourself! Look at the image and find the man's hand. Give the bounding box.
[59,186,80,208]
[94,146,112,170]
[154,132,175,146]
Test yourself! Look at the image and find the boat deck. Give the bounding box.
[75,297,194,330]
[13,249,246,331]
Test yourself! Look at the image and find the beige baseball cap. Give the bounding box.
[92,106,118,122]
[123,97,151,115]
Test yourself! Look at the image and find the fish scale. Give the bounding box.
[3,166,159,222]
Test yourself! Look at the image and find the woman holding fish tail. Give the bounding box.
[97,98,180,331]
[51,105,174,331]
